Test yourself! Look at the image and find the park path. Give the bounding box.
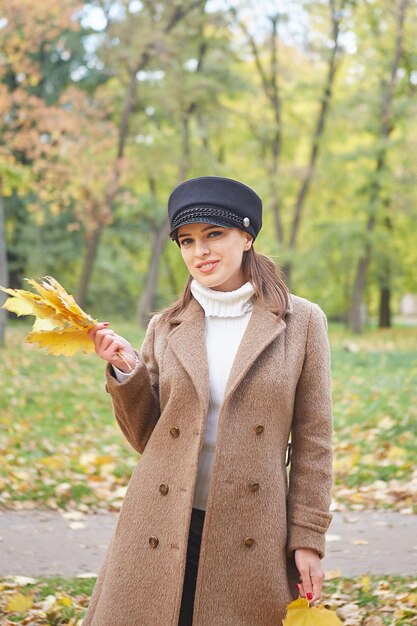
[0,509,416,578]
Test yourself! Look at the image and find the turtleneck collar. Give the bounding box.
[190,278,256,318]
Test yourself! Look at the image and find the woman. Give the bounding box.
[83,176,333,626]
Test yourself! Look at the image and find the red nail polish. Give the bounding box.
[307,592,313,600]
[102,322,110,327]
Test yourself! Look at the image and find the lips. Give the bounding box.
[195,260,219,273]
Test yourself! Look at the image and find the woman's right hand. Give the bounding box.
[88,322,137,373]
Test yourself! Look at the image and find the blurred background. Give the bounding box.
[1,6,417,619]
[1,0,417,340]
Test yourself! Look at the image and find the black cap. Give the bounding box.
[168,176,262,242]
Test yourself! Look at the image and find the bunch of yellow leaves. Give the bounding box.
[282,597,342,625]
[0,276,132,368]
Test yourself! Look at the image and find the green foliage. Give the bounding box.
[1,0,417,319]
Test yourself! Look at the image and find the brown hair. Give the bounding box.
[158,247,290,321]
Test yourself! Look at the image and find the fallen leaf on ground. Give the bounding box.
[6,592,33,612]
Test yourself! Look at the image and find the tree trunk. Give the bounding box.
[378,213,393,328]
[269,14,283,244]
[0,183,8,346]
[231,10,284,243]
[349,0,409,333]
[76,225,103,308]
[137,216,170,327]
[350,247,371,333]
[285,0,346,288]
[379,286,391,328]
[136,113,192,327]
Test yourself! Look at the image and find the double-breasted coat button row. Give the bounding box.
[170,423,263,436]
[246,427,263,547]
[147,424,264,548]
[149,535,256,549]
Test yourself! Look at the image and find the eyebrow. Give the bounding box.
[177,225,224,239]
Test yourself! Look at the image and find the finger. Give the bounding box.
[299,569,313,602]
[304,583,314,603]
[296,583,305,597]
[88,322,110,339]
[100,334,119,354]
[102,341,126,362]
[94,330,116,350]
[310,568,324,602]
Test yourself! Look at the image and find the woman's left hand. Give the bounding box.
[294,548,324,603]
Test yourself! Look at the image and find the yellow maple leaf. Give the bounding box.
[282,597,342,625]
[0,286,60,321]
[27,328,95,356]
[0,276,97,356]
[6,592,33,612]
[1,275,134,366]
[25,277,95,328]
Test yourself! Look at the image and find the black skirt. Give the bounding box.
[178,507,206,626]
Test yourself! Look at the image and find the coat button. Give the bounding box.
[149,536,159,548]
[254,425,264,435]
[170,426,180,438]
[249,482,260,492]
[244,537,255,547]
[159,483,169,495]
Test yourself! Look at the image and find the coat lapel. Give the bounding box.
[167,294,292,410]
[224,298,289,401]
[167,298,210,414]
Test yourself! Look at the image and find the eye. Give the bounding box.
[179,238,193,246]
[207,230,223,238]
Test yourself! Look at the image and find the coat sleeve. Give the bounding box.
[286,303,333,559]
[104,314,160,454]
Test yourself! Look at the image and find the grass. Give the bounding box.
[0,575,416,625]
[329,323,417,512]
[0,318,416,512]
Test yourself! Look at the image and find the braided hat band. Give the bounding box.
[170,206,250,235]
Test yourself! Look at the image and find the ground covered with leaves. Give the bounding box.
[330,325,417,514]
[0,575,416,625]
[0,320,416,513]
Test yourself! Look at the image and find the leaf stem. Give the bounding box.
[116,349,137,372]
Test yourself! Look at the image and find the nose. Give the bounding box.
[194,238,210,257]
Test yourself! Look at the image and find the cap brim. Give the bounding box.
[170,217,235,240]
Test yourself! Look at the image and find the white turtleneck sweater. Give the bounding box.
[190,279,255,510]
[113,278,256,511]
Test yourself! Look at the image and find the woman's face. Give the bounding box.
[177,222,253,292]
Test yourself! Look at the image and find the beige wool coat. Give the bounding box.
[83,293,333,626]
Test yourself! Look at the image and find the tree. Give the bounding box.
[349,0,410,333]
[0,0,106,309]
[75,0,209,308]
[136,0,240,323]
[229,0,351,287]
